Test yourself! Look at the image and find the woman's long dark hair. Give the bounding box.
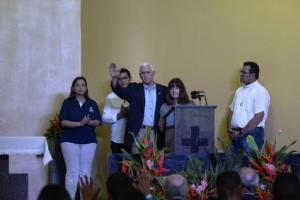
[166,78,189,105]
[68,76,89,99]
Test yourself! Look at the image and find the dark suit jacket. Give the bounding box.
[112,81,167,148]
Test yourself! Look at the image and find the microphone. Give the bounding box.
[191,91,204,96]
[191,91,204,99]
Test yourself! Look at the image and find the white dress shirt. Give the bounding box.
[102,92,129,144]
[142,83,157,126]
[230,80,270,128]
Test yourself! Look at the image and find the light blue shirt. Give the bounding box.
[142,83,157,126]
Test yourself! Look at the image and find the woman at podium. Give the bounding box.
[158,78,195,149]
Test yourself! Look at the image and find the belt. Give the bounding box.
[232,127,263,137]
[233,127,263,131]
[141,125,154,130]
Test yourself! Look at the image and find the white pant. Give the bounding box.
[61,142,97,200]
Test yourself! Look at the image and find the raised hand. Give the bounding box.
[133,170,152,195]
[109,63,120,79]
[79,176,101,200]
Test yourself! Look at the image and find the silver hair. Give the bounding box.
[238,167,259,192]
[139,62,155,72]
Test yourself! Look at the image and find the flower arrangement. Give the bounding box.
[185,157,211,200]
[121,126,170,199]
[245,131,297,200]
[120,129,297,200]
[44,112,62,141]
[185,138,243,200]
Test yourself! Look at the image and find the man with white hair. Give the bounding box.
[109,63,167,153]
[164,174,188,200]
[238,167,259,200]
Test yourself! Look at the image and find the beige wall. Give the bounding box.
[0,0,81,199]
[82,0,300,148]
[81,0,300,197]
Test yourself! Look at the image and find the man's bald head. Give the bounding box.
[238,167,259,192]
[164,174,188,200]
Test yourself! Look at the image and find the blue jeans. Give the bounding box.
[231,127,264,153]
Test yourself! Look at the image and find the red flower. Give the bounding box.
[145,147,153,160]
[262,163,276,177]
[250,161,264,175]
[263,176,273,183]
[121,164,128,174]
[267,143,276,157]
[152,167,169,176]
[157,152,165,169]
[143,137,151,145]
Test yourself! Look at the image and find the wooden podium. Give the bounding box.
[165,105,217,154]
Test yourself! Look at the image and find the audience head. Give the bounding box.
[69,76,89,98]
[117,187,146,200]
[237,167,259,193]
[139,63,155,86]
[118,68,131,88]
[107,172,134,200]
[272,173,300,200]
[216,171,244,200]
[37,184,71,200]
[164,174,188,200]
[166,78,190,105]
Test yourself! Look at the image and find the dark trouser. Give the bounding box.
[231,127,264,153]
[110,141,125,154]
[156,131,165,150]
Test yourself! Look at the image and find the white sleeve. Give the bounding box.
[102,96,118,124]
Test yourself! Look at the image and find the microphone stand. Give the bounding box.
[197,92,207,105]
[203,92,207,105]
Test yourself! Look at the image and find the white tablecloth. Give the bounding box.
[0,136,53,165]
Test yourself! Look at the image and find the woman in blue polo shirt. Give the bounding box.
[59,76,102,200]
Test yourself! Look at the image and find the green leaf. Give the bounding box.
[185,157,204,184]
[246,135,259,153]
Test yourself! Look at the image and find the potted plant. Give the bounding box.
[45,112,62,141]
[44,112,65,185]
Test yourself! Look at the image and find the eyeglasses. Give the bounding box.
[118,76,129,81]
[239,70,251,75]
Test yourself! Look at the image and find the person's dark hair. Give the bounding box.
[37,184,71,200]
[119,68,131,78]
[244,61,260,79]
[117,188,146,200]
[107,172,134,200]
[272,173,300,200]
[216,171,243,200]
[68,76,89,99]
[166,78,190,105]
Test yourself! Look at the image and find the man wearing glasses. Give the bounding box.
[227,61,270,153]
[103,68,132,153]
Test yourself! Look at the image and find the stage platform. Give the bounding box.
[108,153,300,176]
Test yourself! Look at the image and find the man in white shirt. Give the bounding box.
[103,68,131,153]
[227,61,270,153]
